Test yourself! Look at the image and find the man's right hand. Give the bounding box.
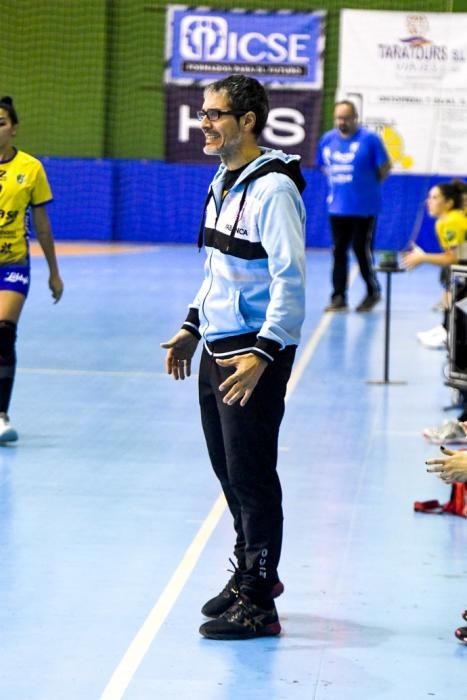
[160,329,199,380]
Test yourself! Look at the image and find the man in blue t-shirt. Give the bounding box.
[317,100,391,312]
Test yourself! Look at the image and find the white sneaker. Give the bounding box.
[423,420,467,444]
[417,324,446,340]
[416,325,447,349]
[421,336,447,349]
[0,414,18,442]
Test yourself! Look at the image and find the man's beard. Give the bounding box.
[203,132,243,159]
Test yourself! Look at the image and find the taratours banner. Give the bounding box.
[165,6,326,88]
[339,10,467,89]
[338,10,467,175]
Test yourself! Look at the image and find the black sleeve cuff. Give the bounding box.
[182,307,201,339]
[182,323,201,340]
[252,337,282,363]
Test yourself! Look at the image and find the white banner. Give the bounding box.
[339,10,467,175]
[339,10,467,90]
[339,87,467,175]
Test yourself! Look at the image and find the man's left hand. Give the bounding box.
[217,353,268,407]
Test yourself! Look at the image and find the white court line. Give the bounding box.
[18,368,167,378]
[286,313,333,398]
[99,265,358,700]
[287,264,359,396]
[99,493,227,700]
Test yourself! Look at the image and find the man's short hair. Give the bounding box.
[334,100,358,117]
[205,75,269,136]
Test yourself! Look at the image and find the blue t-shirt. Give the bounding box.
[316,127,389,216]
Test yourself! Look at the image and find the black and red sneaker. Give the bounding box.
[201,566,284,618]
[199,595,281,640]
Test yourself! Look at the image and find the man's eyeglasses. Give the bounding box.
[196,109,246,122]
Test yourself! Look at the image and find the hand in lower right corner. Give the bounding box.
[426,446,467,483]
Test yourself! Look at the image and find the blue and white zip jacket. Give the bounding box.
[182,148,306,363]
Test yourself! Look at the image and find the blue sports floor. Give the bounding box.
[0,243,465,699]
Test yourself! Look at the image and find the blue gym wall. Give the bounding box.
[41,158,455,253]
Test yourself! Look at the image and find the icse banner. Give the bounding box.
[338,10,467,175]
[165,6,326,88]
[164,6,326,166]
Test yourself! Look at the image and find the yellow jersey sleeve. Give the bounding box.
[435,210,467,251]
[0,150,53,262]
[30,161,52,206]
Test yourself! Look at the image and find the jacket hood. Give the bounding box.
[213,148,306,194]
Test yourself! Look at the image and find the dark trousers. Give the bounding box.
[329,215,380,300]
[198,340,296,601]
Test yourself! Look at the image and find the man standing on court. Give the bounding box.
[317,100,391,312]
[161,75,306,640]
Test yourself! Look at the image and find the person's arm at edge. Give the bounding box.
[31,205,64,302]
[378,160,392,182]
[402,245,457,269]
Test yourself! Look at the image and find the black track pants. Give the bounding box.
[329,215,380,300]
[198,341,296,600]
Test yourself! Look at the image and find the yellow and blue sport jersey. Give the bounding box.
[0,149,52,263]
[436,209,467,251]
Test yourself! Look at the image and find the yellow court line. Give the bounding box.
[99,263,359,700]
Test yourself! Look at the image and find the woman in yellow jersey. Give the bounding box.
[0,96,63,442]
[402,180,467,347]
[402,180,467,272]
